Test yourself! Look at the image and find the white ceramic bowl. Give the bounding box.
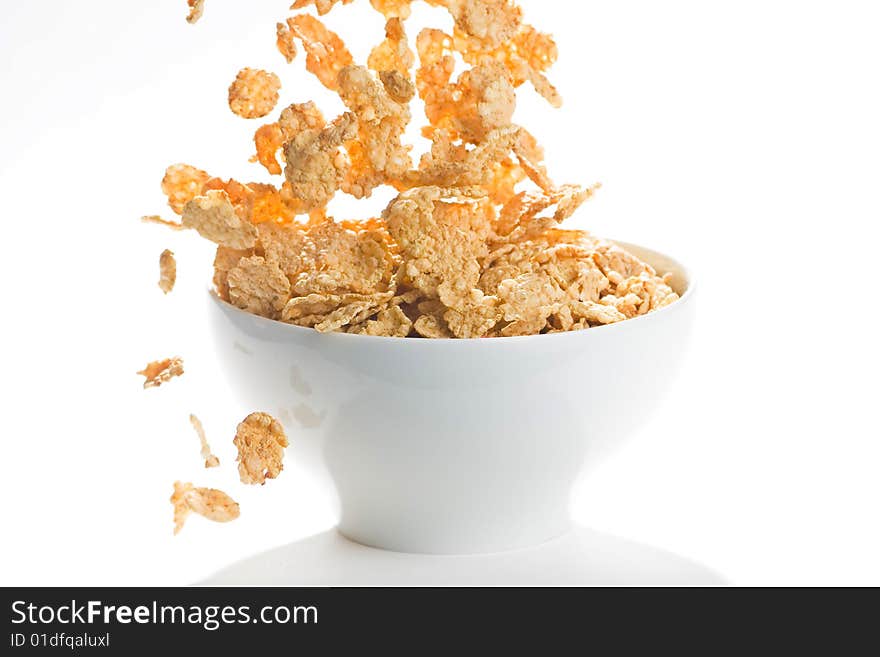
[208,241,694,554]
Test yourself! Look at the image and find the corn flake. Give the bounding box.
[162,163,211,215]
[276,21,298,63]
[447,0,523,48]
[234,412,289,485]
[288,14,354,90]
[213,246,253,301]
[337,65,412,197]
[284,112,357,211]
[293,222,394,295]
[227,255,292,319]
[384,187,487,305]
[571,300,627,325]
[228,68,282,119]
[189,414,220,468]
[186,0,205,24]
[368,18,415,76]
[142,215,184,230]
[138,357,184,389]
[171,481,239,535]
[348,304,412,337]
[158,249,177,294]
[182,190,258,249]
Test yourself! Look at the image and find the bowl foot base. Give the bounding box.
[201,525,726,585]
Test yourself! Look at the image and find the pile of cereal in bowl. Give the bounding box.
[149,0,679,341]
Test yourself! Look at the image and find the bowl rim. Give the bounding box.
[210,239,695,345]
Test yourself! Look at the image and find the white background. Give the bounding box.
[1,0,878,585]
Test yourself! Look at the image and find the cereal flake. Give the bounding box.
[189,414,220,468]
[234,412,289,485]
[182,190,258,249]
[138,357,184,389]
[158,249,177,294]
[228,68,282,119]
[171,481,239,534]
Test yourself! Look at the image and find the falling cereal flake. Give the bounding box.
[158,249,177,294]
[181,190,258,249]
[287,14,353,90]
[228,68,282,119]
[276,21,298,63]
[189,414,220,468]
[186,0,205,24]
[233,412,289,485]
[137,357,184,389]
[161,163,211,215]
[141,215,184,230]
[171,481,239,535]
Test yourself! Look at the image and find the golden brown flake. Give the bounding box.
[158,249,177,294]
[247,182,293,224]
[228,68,281,119]
[412,126,519,188]
[454,0,522,47]
[571,300,626,325]
[496,271,558,336]
[138,357,184,389]
[253,104,328,181]
[161,164,211,215]
[497,184,600,243]
[171,481,239,535]
[452,16,561,105]
[283,291,394,331]
[227,256,292,319]
[380,70,416,104]
[186,0,205,24]
[368,18,415,76]
[413,302,453,337]
[415,27,456,110]
[291,223,394,296]
[337,65,412,198]
[284,112,357,211]
[234,412,289,485]
[276,21,298,63]
[279,101,326,137]
[182,190,258,249]
[288,14,354,90]
[512,128,554,191]
[189,414,220,468]
[200,177,254,221]
[141,215,184,230]
[592,242,657,285]
[348,304,413,337]
[384,187,487,304]
[252,123,285,175]
[452,62,516,143]
[603,272,679,318]
[213,246,253,301]
[257,223,311,277]
[444,291,502,338]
